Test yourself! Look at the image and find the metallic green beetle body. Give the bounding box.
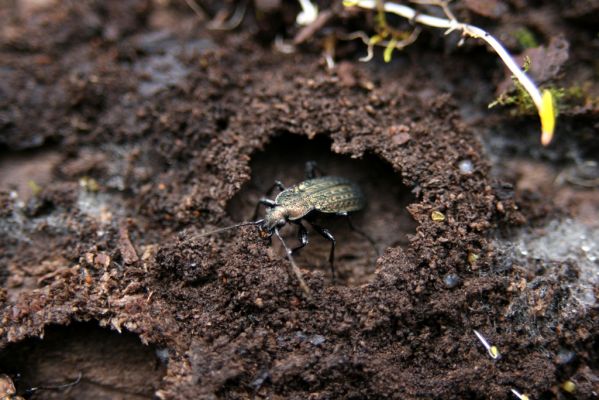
[248,170,372,296]
[277,176,365,216]
[262,176,365,232]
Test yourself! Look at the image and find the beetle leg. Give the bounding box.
[305,161,318,179]
[252,198,277,220]
[291,221,309,254]
[259,198,277,207]
[309,222,336,281]
[305,161,325,179]
[252,181,285,220]
[266,180,286,196]
[338,212,379,256]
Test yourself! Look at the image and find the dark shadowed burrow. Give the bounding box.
[226,134,417,287]
[0,322,166,400]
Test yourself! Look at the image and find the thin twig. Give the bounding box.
[341,27,420,62]
[207,0,248,31]
[182,0,209,20]
[275,229,312,298]
[409,0,456,22]
[294,9,334,45]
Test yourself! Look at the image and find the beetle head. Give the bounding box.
[261,205,288,236]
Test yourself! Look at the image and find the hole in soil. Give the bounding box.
[0,322,166,399]
[0,148,62,201]
[227,134,416,286]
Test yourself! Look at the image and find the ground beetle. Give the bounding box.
[199,161,374,296]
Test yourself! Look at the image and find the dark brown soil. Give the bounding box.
[0,1,597,399]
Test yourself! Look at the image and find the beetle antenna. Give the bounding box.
[25,372,82,394]
[194,220,264,238]
[274,228,312,298]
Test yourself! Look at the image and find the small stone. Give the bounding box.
[581,244,591,252]
[556,349,576,364]
[443,273,460,288]
[431,211,445,221]
[250,371,270,390]
[85,252,95,264]
[458,159,474,174]
[561,380,576,393]
[94,253,111,268]
[155,348,169,364]
[496,201,505,213]
[562,380,576,393]
[309,335,326,346]
[392,133,411,146]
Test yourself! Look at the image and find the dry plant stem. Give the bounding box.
[183,0,208,20]
[345,0,552,144]
[343,28,420,62]
[324,35,336,69]
[275,229,312,298]
[207,0,247,31]
[294,9,334,45]
[409,0,456,21]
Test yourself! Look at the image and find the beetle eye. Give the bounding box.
[278,219,286,227]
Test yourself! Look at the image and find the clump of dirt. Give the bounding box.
[0,1,597,399]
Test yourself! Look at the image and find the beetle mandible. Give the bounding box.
[199,161,375,296]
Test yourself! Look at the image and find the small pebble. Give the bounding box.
[309,335,326,346]
[458,159,474,174]
[250,371,270,390]
[581,244,591,252]
[561,380,576,393]
[443,273,460,288]
[556,349,576,364]
[155,348,169,364]
[392,132,411,146]
[431,211,445,221]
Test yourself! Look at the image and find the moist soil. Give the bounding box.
[0,1,598,399]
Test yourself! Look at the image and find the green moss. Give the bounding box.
[27,180,42,196]
[490,79,595,117]
[513,28,539,49]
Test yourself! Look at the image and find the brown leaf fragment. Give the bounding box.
[119,224,139,265]
[524,36,570,83]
